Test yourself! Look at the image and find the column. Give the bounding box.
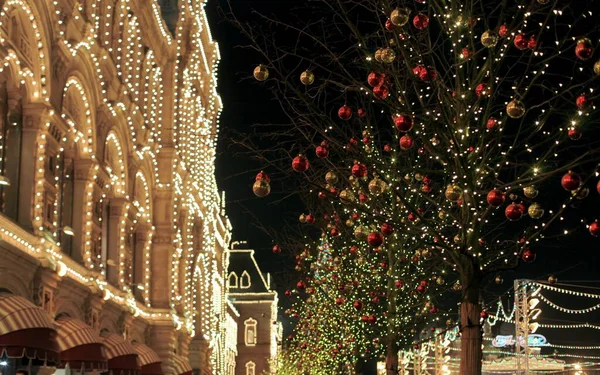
[71,159,96,264]
[106,197,127,286]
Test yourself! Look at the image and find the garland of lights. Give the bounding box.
[538,293,600,314]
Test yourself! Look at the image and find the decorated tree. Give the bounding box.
[228,0,600,374]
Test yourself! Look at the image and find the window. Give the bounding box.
[240,271,250,289]
[228,272,238,288]
[244,318,257,346]
[245,362,255,375]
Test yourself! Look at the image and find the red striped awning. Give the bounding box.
[101,332,140,375]
[0,293,59,364]
[55,317,107,370]
[172,355,192,375]
[133,343,162,375]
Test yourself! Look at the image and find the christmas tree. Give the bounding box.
[231,0,600,374]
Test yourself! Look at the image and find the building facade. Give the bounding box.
[226,246,282,375]
[0,0,231,374]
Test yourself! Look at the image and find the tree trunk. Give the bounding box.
[354,358,364,375]
[459,271,483,375]
[385,340,399,375]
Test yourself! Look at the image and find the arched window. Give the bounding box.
[228,272,238,288]
[240,271,250,289]
[0,82,23,221]
[245,361,255,375]
[244,318,257,346]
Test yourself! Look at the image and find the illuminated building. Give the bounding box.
[0,0,232,374]
[226,244,282,375]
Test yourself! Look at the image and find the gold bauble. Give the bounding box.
[594,60,600,76]
[495,275,504,285]
[381,48,396,63]
[548,275,558,284]
[354,225,368,240]
[349,175,360,187]
[445,184,461,201]
[528,203,544,219]
[509,193,518,201]
[299,214,307,223]
[506,99,526,119]
[453,234,461,244]
[438,210,447,219]
[357,256,366,264]
[300,70,315,85]
[295,265,302,271]
[339,189,356,204]
[253,65,269,81]
[452,281,462,292]
[404,174,412,183]
[421,249,431,258]
[374,49,384,62]
[523,185,538,199]
[306,297,313,304]
[446,319,454,327]
[346,219,354,227]
[436,276,445,286]
[388,39,396,47]
[481,30,499,48]
[414,249,422,257]
[368,177,387,195]
[325,170,338,185]
[390,8,410,26]
[414,173,423,181]
[252,179,271,197]
[573,187,589,200]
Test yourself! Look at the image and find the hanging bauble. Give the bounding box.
[297,280,306,289]
[351,163,368,178]
[521,249,536,263]
[292,154,310,172]
[453,234,461,244]
[381,48,396,63]
[480,310,489,319]
[573,186,589,200]
[253,179,271,197]
[486,189,505,207]
[368,72,383,87]
[374,49,383,62]
[338,105,353,120]
[486,117,498,130]
[436,276,445,286]
[475,83,489,98]
[495,275,504,285]
[445,184,461,201]
[373,85,389,99]
[358,108,366,117]
[497,24,508,38]
[413,14,429,29]
[331,227,340,236]
[390,8,410,26]
[568,127,582,140]
[345,219,354,227]
[528,36,537,49]
[514,34,528,50]
[393,114,413,132]
[506,99,526,118]
[548,275,558,284]
[381,223,394,236]
[461,47,471,59]
[523,186,538,198]
[413,65,437,81]
[505,203,524,221]
[575,38,593,60]
[255,170,270,183]
[438,210,447,219]
[367,232,384,247]
[594,60,600,75]
[385,19,394,31]
[299,214,306,223]
[590,222,600,237]
[253,65,269,81]
[272,245,282,254]
[300,70,315,85]
[315,144,329,158]
[561,171,580,191]
[480,30,499,48]
[354,225,367,241]
[597,180,600,195]
[421,184,431,193]
[452,282,462,292]
[335,297,345,305]
[306,214,315,223]
[528,203,544,219]
[368,177,387,195]
[576,94,587,109]
[399,135,414,150]
[416,285,426,294]
[325,172,338,186]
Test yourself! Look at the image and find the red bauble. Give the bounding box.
[514,34,528,50]
[349,245,358,254]
[360,315,368,322]
[505,203,524,221]
[330,228,339,236]
[475,83,489,98]
[315,145,329,158]
[351,212,360,220]
[422,184,432,193]
[367,315,377,323]
[589,222,600,237]
[385,19,394,31]
[486,117,498,130]
[383,144,392,152]
[285,290,291,296]
[480,310,489,319]
[575,39,593,60]
[272,245,282,254]
[335,297,345,305]
[255,171,270,183]
[527,36,537,49]
[351,163,368,178]
[318,192,326,199]
[486,189,505,207]
[292,155,309,172]
[357,108,366,117]
[576,94,587,109]
[367,232,384,247]
[568,127,582,140]
[395,280,404,288]
[521,248,536,263]
[381,223,394,236]
[367,72,383,87]
[416,285,426,293]
[461,47,471,59]
[407,212,417,222]
[393,114,413,132]
[305,214,315,223]
[412,65,424,76]
[419,67,437,81]
[373,85,389,99]
[372,296,380,304]
[561,172,580,191]
[399,135,414,150]
[297,280,306,289]
[597,180,600,195]
[338,105,353,120]
[353,300,363,310]
[499,24,508,38]
[413,14,429,29]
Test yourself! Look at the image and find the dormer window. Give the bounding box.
[228,272,238,288]
[240,271,250,289]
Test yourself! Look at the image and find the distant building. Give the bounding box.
[226,244,282,375]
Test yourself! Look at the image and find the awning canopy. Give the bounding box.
[172,355,192,375]
[133,343,162,375]
[55,316,107,371]
[0,293,59,364]
[101,332,140,375]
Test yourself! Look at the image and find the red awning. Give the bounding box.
[0,293,59,364]
[55,317,107,371]
[101,332,140,375]
[172,355,192,375]
[133,343,162,375]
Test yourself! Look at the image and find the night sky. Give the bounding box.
[207,0,600,355]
